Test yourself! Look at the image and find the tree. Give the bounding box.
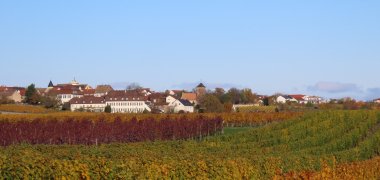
[104,105,112,113]
[61,102,71,111]
[223,102,233,113]
[227,88,241,104]
[263,97,270,106]
[25,84,40,105]
[42,96,59,109]
[126,82,142,90]
[241,88,257,104]
[199,94,224,113]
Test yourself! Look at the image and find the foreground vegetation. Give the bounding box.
[0,112,299,146]
[0,104,56,114]
[0,110,379,179]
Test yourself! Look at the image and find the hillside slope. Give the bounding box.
[0,110,379,179]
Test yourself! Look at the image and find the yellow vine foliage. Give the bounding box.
[275,156,380,180]
[0,104,56,114]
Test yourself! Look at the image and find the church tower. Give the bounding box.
[195,83,206,97]
[48,80,54,88]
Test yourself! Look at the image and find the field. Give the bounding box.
[0,110,379,179]
[0,104,56,114]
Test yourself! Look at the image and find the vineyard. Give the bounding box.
[0,116,222,146]
[0,112,298,146]
[235,105,278,113]
[0,110,379,179]
[0,104,56,114]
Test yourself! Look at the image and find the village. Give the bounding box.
[2,79,378,113]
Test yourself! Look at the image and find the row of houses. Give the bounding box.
[3,80,380,113]
[41,80,207,113]
[276,94,324,104]
[0,86,26,103]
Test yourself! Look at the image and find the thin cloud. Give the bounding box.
[171,82,243,91]
[364,88,380,101]
[307,82,361,93]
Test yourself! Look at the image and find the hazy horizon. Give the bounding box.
[1,1,379,100]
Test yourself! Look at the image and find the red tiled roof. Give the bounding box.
[181,92,197,101]
[83,89,95,95]
[0,87,25,96]
[290,94,306,101]
[69,96,105,104]
[0,87,9,92]
[105,90,147,101]
[0,91,16,97]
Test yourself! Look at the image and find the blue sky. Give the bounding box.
[1,1,379,100]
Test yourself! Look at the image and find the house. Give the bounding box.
[276,95,298,104]
[104,91,151,113]
[181,92,197,104]
[137,88,152,96]
[290,94,307,104]
[147,93,169,113]
[0,86,25,103]
[55,79,92,90]
[70,96,106,112]
[166,95,178,105]
[0,89,22,103]
[303,96,323,104]
[374,98,380,103]
[149,93,167,104]
[167,90,183,97]
[83,89,96,96]
[46,79,93,104]
[94,85,113,97]
[47,88,84,103]
[169,99,194,113]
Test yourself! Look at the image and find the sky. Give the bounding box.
[0,1,379,100]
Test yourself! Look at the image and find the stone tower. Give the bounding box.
[195,83,206,97]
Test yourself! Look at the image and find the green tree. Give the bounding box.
[41,96,59,109]
[104,105,112,113]
[126,82,142,90]
[199,94,224,113]
[227,88,241,104]
[25,84,40,105]
[241,88,257,104]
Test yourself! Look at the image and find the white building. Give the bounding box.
[168,99,194,113]
[303,96,323,104]
[276,95,298,104]
[57,90,84,103]
[232,104,260,112]
[70,96,106,112]
[47,80,93,104]
[105,91,151,113]
[166,95,177,105]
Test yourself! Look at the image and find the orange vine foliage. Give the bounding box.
[275,156,380,180]
[0,104,56,113]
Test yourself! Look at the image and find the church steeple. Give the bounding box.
[48,80,54,88]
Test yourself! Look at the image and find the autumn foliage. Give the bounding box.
[0,114,223,146]
[1,110,379,179]
[0,104,56,113]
